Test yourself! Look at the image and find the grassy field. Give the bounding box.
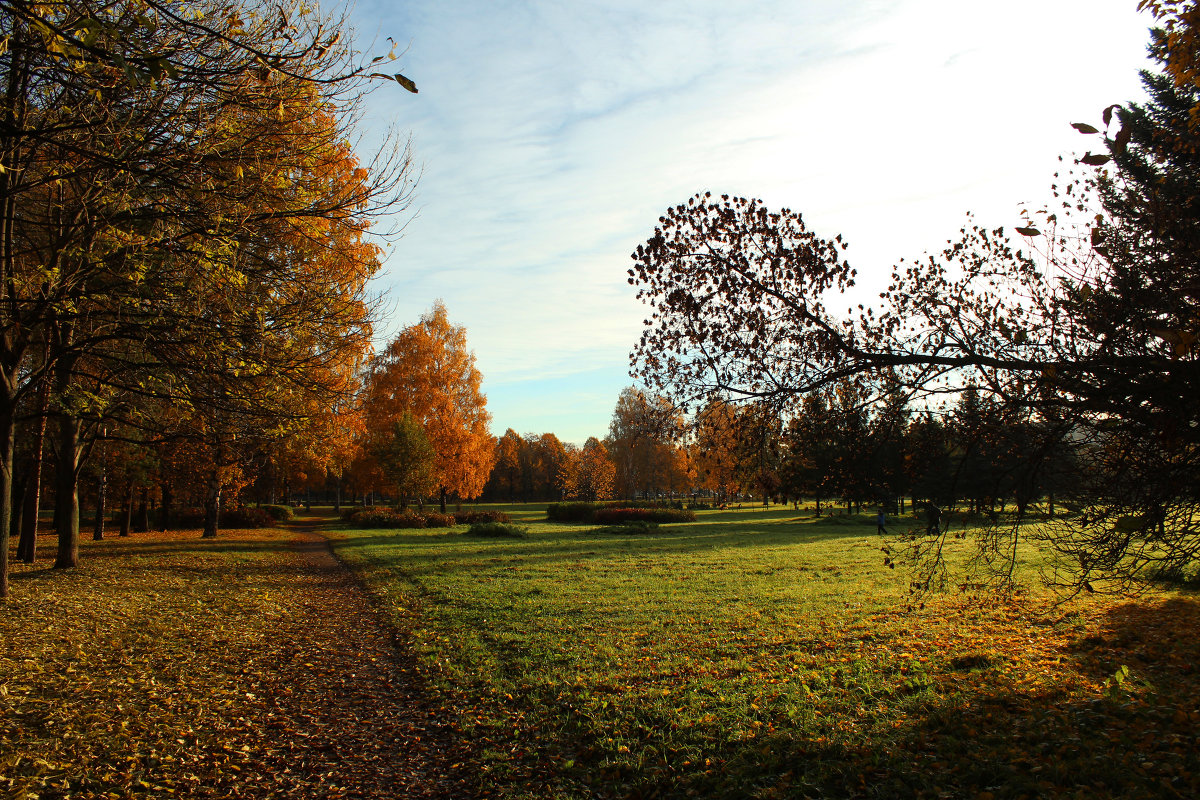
[329,504,1200,799]
[2,507,1197,798]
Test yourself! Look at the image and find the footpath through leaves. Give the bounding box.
[0,524,474,799]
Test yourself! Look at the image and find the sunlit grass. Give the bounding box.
[330,504,1200,799]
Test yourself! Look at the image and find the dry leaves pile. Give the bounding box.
[0,525,476,799]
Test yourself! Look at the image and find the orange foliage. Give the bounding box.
[363,302,495,503]
[692,400,745,501]
[558,437,616,501]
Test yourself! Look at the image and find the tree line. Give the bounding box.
[475,384,1079,521]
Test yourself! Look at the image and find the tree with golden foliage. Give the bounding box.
[491,428,524,501]
[607,386,690,499]
[558,437,616,502]
[363,302,495,511]
[692,400,747,504]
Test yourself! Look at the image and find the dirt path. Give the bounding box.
[0,524,479,799]
[251,521,477,798]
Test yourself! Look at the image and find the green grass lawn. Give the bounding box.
[329,504,1200,799]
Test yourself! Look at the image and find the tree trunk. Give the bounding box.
[203,471,221,538]
[17,360,49,563]
[333,475,341,513]
[439,486,447,513]
[93,468,105,541]
[0,18,31,601]
[134,486,149,532]
[10,471,24,556]
[160,481,172,531]
[0,406,14,598]
[53,412,80,569]
[119,483,133,537]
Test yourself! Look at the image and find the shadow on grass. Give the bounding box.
[496,598,1200,799]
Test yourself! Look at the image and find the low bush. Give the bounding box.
[260,504,294,522]
[626,499,687,510]
[595,520,659,535]
[454,510,511,524]
[344,508,455,529]
[466,522,528,538]
[223,507,276,528]
[546,502,601,522]
[422,512,456,528]
[345,508,407,528]
[592,507,696,525]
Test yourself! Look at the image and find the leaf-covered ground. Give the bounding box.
[4,507,1199,799]
[329,504,1200,799]
[0,523,476,799]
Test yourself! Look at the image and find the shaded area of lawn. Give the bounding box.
[329,508,1200,799]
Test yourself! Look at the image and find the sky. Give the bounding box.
[347,0,1154,445]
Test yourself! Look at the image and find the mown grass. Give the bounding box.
[330,504,1200,799]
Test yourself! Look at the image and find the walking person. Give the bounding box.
[876,508,888,536]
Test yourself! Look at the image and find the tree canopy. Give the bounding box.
[362,302,495,512]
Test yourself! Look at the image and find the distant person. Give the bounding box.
[926,502,941,536]
[876,509,888,536]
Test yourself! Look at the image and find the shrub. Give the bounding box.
[422,511,456,528]
[223,506,275,528]
[260,504,294,522]
[625,499,686,510]
[546,502,601,522]
[595,520,659,535]
[592,507,696,525]
[454,510,511,524]
[346,508,423,529]
[344,507,460,529]
[467,522,528,538]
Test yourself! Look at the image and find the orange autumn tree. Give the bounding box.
[692,400,747,504]
[558,437,616,501]
[363,302,495,511]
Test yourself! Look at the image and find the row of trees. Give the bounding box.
[473,381,1077,521]
[627,7,1200,593]
[0,0,418,597]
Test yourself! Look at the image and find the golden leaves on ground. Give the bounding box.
[0,526,472,799]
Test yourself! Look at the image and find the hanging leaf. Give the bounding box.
[1071,122,1100,134]
[1014,226,1041,237]
[1112,123,1132,156]
[394,73,418,93]
[1080,152,1111,166]
[1102,103,1121,128]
